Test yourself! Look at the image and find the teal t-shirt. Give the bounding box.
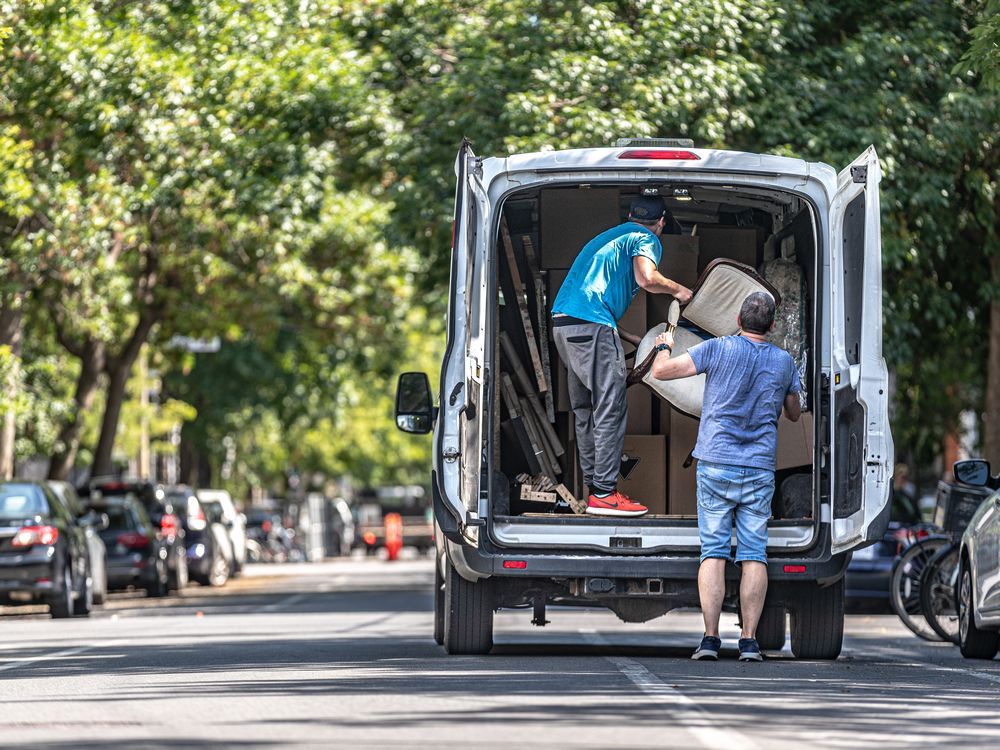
[551,223,662,328]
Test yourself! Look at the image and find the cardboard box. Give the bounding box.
[695,226,763,273]
[626,386,652,435]
[648,235,698,328]
[541,188,622,269]
[668,409,700,515]
[776,412,815,470]
[619,435,667,515]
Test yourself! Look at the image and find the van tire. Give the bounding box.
[443,560,494,655]
[789,578,844,660]
[433,558,445,646]
[756,606,786,651]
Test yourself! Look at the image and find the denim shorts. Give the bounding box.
[696,460,775,565]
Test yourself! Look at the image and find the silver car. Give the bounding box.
[955,459,1000,659]
[197,489,247,575]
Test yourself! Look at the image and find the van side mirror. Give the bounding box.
[396,372,434,434]
[953,459,997,489]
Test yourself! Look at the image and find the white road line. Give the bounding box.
[582,630,759,750]
[0,640,124,674]
[260,592,309,612]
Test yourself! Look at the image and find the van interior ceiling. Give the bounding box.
[493,183,817,524]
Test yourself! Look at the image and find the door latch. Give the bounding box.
[442,446,460,462]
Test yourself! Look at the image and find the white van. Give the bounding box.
[396,138,893,659]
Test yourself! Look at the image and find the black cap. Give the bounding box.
[629,196,666,222]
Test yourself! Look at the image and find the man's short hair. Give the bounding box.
[629,196,666,224]
[740,292,776,334]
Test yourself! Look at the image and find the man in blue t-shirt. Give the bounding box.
[551,196,693,518]
[651,291,801,661]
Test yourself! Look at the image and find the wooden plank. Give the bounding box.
[521,395,561,476]
[519,486,557,503]
[519,396,557,478]
[499,371,521,418]
[554,483,588,515]
[501,219,548,393]
[501,418,541,475]
[500,331,564,456]
[529,240,556,423]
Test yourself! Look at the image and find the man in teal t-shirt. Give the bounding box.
[552,196,693,517]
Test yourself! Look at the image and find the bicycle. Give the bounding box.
[889,524,950,642]
[919,540,961,644]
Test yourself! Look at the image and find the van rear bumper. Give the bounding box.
[447,535,848,586]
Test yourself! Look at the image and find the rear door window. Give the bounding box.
[0,484,48,519]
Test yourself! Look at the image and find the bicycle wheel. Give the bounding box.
[920,542,961,645]
[890,536,951,642]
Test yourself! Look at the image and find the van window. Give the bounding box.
[842,191,866,365]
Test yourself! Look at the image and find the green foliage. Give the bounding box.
[956,0,1000,89]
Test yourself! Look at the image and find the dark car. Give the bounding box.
[165,487,231,587]
[0,480,93,617]
[95,495,172,596]
[48,480,109,606]
[88,480,188,592]
[845,489,924,609]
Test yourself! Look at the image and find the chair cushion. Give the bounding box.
[635,324,709,418]
[681,259,781,337]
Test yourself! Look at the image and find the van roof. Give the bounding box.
[483,146,836,188]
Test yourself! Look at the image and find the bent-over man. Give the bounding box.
[651,291,800,660]
[551,196,693,517]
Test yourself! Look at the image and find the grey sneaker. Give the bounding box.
[738,637,763,661]
[692,635,722,660]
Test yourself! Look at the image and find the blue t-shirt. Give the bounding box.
[552,223,662,328]
[688,336,801,471]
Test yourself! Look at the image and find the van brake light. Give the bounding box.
[502,560,527,569]
[783,565,807,574]
[618,149,700,161]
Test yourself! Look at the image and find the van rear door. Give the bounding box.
[828,146,893,554]
[437,140,489,538]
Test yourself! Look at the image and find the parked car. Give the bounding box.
[845,488,924,610]
[197,489,247,574]
[92,494,172,596]
[954,459,1000,659]
[166,487,231,587]
[87,479,188,592]
[47,480,109,606]
[0,480,94,617]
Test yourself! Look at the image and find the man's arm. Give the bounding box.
[633,256,693,303]
[650,331,697,380]
[783,393,801,422]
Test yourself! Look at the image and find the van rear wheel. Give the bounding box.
[756,606,786,651]
[789,578,844,660]
[443,560,494,655]
[433,558,445,646]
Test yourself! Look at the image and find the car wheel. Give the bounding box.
[442,559,494,655]
[433,557,445,646]
[208,554,231,587]
[958,562,999,659]
[144,558,169,598]
[789,578,844,660]
[92,566,107,606]
[73,569,93,617]
[169,550,189,592]
[48,566,73,619]
[756,606,786,651]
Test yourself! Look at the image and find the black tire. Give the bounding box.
[48,565,73,619]
[73,569,92,617]
[919,543,961,645]
[144,558,169,598]
[168,550,189,592]
[92,571,107,606]
[433,558,445,646]
[756,606,786,651]
[443,560,494,655]
[789,578,844,660]
[958,561,1000,659]
[208,554,231,587]
[889,536,951,642]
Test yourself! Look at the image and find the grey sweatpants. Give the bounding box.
[553,322,627,495]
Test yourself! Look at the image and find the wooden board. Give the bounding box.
[499,332,564,457]
[524,234,556,423]
[519,395,557,478]
[554,483,588,515]
[501,219,548,393]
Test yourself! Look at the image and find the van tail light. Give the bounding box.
[12,525,60,547]
[783,565,807,574]
[502,560,527,569]
[618,149,700,160]
[116,532,150,550]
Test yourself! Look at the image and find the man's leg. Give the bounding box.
[589,326,627,495]
[738,562,768,638]
[553,326,598,489]
[698,558,727,637]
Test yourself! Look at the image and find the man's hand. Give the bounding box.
[674,286,693,304]
[655,331,674,351]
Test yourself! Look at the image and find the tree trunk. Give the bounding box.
[983,254,1000,468]
[0,301,24,480]
[91,312,159,477]
[48,340,105,480]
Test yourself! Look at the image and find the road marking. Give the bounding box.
[0,640,124,674]
[853,642,1000,686]
[582,630,759,750]
[260,592,309,612]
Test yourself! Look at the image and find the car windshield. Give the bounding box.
[0,484,48,519]
[104,503,137,531]
[201,500,224,523]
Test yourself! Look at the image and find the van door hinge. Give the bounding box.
[850,165,867,184]
[442,446,460,462]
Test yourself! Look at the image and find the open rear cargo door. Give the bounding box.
[828,146,893,554]
[437,140,489,541]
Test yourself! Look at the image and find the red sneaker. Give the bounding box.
[586,491,649,517]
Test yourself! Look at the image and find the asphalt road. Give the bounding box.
[1,557,999,749]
